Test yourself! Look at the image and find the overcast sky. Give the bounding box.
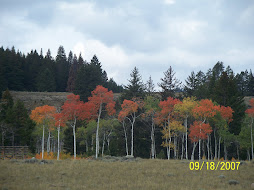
[1,0,254,88]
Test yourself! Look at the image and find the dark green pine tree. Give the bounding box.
[105,78,123,93]
[66,54,79,92]
[36,68,56,92]
[213,72,246,135]
[158,66,181,100]
[235,70,249,96]
[6,100,35,147]
[145,76,155,96]
[212,61,224,80]
[247,70,254,96]
[24,49,43,91]
[184,71,197,97]
[74,55,107,101]
[193,71,208,100]
[0,89,14,146]
[55,46,69,92]
[121,67,145,100]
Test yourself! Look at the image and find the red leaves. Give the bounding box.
[61,94,87,121]
[192,99,217,121]
[189,121,212,143]
[87,85,116,117]
[219,106,234,123]
[118,100,139,121]
[246,98,254,118]
[54,113,66,127]
[159,97,180,117]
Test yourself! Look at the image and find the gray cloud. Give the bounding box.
[0,0,253,88]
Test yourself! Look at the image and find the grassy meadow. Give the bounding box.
[0,158,254,190]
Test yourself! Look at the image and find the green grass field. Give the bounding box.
[0,159,253,190]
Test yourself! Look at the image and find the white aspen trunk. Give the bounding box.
[86,140,89,152]
[214,130,217,159]
[42,125,45,159]
[247,149,250,161]
[210,135,213,160]
[107,138,110,152]
[102,132,105,157]
[224,141,227,160]
[181,134,184,160]
[151,119,155,159]
[191,142,197,160]
[131,113,136,157]
[122,121,129,156]
[47,130,50,153]
[57,126,60,160]
[96,104,102,159]
[184,117,188,160]
[174,135,177,159]
[251,118,253,160]
[73,117,77,159]
[198,138,201,160]
[207,135,210,161]
[218,136,221,159]
[168,118,171,159]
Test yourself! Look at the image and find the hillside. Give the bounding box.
[9,91,122,112]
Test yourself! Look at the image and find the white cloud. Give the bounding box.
[164,0,175,5]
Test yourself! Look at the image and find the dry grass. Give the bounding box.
[0,159,254,190]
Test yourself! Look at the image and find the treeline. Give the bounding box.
[0,46,123,100]
[0,45,254,160]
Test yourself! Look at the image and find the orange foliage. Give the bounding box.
[189,121,212,143]
[192,99,217,122]
[35,152,86,160]
[30,105,56,125]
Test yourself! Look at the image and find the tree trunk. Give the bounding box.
[191,142,197,160]
[42,125,45,159]
[122,121,129,156]
[207,135,210,161]
[184,117,188,160]
[181,134,184,160]
[47,130,50,153]
[198,139,201,160]
[151,118,155,159]
[214,130,217,160]
[57,126,60,160]
[236,143,239,160]
[102,132,105,157]
[251,117,253,160]
[91,137,94,152]
[131,113,136,157]
[73,117,77,159]
[96,104,102,159]
[224,142,227,160]
[86,140,89,153]
[218,136,221,159]
[247,149,250,161]
[174,135,177,159]
[168,118,171,159]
